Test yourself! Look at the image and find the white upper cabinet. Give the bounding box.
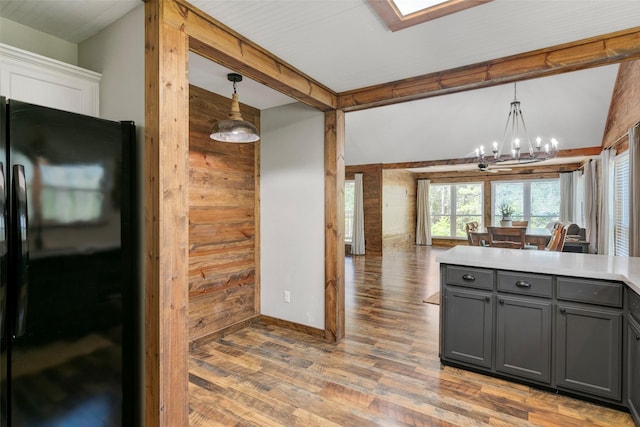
[0,43,100,116]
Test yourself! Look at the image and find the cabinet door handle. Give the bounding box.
[636,335,640,341]
[485,296,490,302]
[515,280,531,288]
[559,307,566,314]
[499,299,504,305]
[462,274,476,282]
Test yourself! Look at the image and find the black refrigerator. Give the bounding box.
[0,97,136,426]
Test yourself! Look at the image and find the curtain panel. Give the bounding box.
[352,173,366,255]
[416,179,432,245]
[559,173,574,223]
[584,160,598,254]
[597,149,615,255]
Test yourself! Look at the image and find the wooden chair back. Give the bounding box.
[512,220,528,227]
[546,223,568,251]
[465,221,480,245]
[487,226,526,249]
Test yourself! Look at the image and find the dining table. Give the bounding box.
[471,227,552,249]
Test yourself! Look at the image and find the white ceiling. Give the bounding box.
[1,0,638,168]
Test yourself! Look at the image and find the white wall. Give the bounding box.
[261,103,325,329]
[78,5,144,130]
[0,17,77,65]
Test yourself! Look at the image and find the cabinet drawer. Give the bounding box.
[557,277,622,308]
[629,288,640,324]
[497,271,552,298]
[446,266,494,290]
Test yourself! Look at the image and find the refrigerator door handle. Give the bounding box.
[12,165,28,338]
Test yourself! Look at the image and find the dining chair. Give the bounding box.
[512,220,529,227]
[545,223,568,251]
[487,226,526,249]
[465,221,480,245]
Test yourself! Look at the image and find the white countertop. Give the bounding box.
[436,246,640,295]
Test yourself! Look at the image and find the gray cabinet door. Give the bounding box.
[627,317,640,423]
[556,305,621,401]
[443,287,493,368]
[496,296,551,384]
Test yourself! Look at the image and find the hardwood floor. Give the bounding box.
[189,246,634,426]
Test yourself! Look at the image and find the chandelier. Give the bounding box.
[475,82,558,171]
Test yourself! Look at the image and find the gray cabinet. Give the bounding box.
[555,304,621,401]
[441,263,626,407]
[554,277,623,401]
[627,288,640,424]
[627,317,640,423]
[443,287,493,368]
[496,296,551,384]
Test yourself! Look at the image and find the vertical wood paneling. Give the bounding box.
[325,110,345,342]
[603,59,640,149]
[188,85,260,344]
[144,0,190,425]
[346,164,383,255]
[382,169,417,251]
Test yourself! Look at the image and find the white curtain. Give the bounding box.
[416,179,432,245]
[559,173,574,222]
[630,125,640,257]
[584,160,598,253]
[572,170,584,227]
[352,173,365,255]
[597,149,615,255]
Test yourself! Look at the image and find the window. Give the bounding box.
[493,179,560,227]
[429,182,483,238]
[614,152,629,256]
[344,180,355,243]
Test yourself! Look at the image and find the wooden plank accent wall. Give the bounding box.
[382,169,417,251]
[346,164,383,255]
[188,85,260,344]
[602,59,640,149]
[144,1,189,425]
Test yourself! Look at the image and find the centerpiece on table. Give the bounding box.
[499,202,515,226]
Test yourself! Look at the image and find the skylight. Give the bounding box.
[369,0,492,32]
[393,0,448,16]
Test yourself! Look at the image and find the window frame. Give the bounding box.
[429,181,484,239]
[491,178,560,228]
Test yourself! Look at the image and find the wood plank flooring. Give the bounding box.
[189,246,634,426]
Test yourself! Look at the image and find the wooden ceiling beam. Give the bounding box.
[338,27,640,111]
[375,146,601,170]
[166,0,338,111]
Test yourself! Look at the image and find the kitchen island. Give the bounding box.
[437,246,640,425]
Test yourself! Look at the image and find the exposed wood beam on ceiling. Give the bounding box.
[373,146,602,170]
[338,27,640,111]
[166,0,338,111]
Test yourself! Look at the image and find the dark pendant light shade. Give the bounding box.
[210,73,260,143]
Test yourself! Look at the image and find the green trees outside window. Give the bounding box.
[493,179,560,227]
[429,183,483,238]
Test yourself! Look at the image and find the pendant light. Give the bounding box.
[210,73,260,143]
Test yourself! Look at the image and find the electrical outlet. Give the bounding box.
[284,290,291,303]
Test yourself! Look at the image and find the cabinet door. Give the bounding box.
[443,287,493,368]
[496,296,551,384]
[627,317,640,423]
[556,305,621,401]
